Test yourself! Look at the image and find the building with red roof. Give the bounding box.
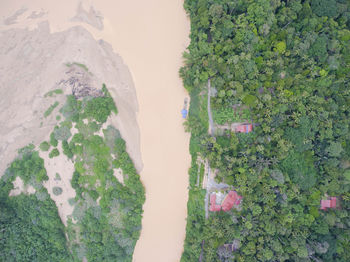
[209,191,242,212]
[222,191,242,211]
[320,196,337,210]
[209,194,221,212]
[235,124,253,133]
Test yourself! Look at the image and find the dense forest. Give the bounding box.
[0,84,145,261]
[181,0,350,261]
[0,145,71,261]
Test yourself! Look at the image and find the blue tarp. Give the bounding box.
[181,109,188,119]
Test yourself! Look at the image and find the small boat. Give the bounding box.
[181,98,188,119]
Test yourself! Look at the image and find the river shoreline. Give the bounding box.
[1,1,191,261]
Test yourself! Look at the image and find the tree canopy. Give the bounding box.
[181,0,350,261]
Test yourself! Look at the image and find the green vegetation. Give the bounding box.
[0,194,71,261]
[57,86,144,261]
[60,86,116,124]
[181,0,350,261]
[62,140,73,159]
[50,132,58,147]
[66,62,89,72]
[54,122,72,141]
[55,173,61,181]
[1,84,144,261]
[49,148,60,158]
[53,186,63,196]
[212,106,251,125]
[84,96,116,123]
[67,124,144,261]
[44,88,63,97]
[44,101,59,117]
[0,146,71,261]
[39,141,50,151]
[6,145,48,184]
[84,85,117,123]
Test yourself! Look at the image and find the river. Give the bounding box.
[95,1,191,261]
[1,1,191,261]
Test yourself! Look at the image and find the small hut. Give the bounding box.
[209,190,242,212]
[235,123,253,133]
[320,197,337,210]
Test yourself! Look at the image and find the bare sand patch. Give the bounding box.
[40,143,76,226]
[27,10,46,20]
[71,2,103,30]
[9,176,36,196]
[0,19,141,176]
[3,7,27,25]
[113,167,124,185]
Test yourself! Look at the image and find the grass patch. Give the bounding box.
[44,101,59,118]
[66,62,89,72]
[212,106,251,125]
[44,89,63,98]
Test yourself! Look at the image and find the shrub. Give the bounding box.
[84,96,117,123]
[60,95,80,122]
[50,132,58,147]
[9,146,48,184]
[49,148,60,158]
[104,125,121,151]
[55,173,61,181]
[39,141,50,151]
[53,187,63,196]
[62,140,73,159]
[71,133,84,144]
[54,125,71,141]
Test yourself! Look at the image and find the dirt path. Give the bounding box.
[207,79,215,136]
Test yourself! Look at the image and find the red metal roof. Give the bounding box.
[321,200,331,210]
[235,124,253,133]
[210,191,242,212]
[320,197,337,210]
[330,197,337,208]
[209,194,221,212]
[222,191,242,211]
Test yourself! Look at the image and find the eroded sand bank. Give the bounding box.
[1,1,190,261]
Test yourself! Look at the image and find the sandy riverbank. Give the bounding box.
[0,23,141,229]
[1,1,191,261]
